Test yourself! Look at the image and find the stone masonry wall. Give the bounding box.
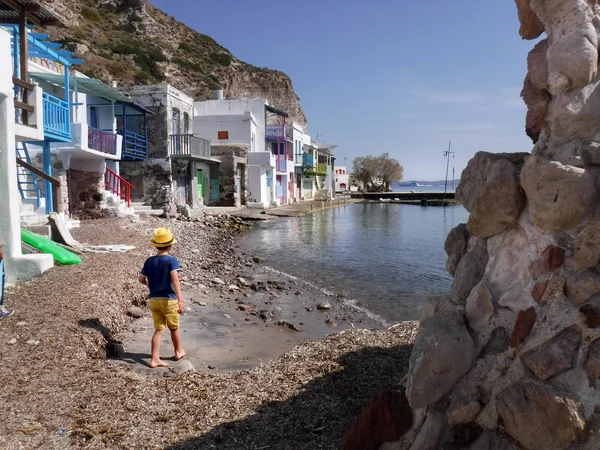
[211,144,248,207]
[343,2,600,449]
[67,168,105,218]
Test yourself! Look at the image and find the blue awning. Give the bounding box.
[29,71,153,114]
[3,25,82,66]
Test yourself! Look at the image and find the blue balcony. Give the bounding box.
[42,93,70,141]
[302,153,314,167]
[121,130,147,160]
[266,124,286,141]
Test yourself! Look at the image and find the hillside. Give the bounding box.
[38,0,306,125]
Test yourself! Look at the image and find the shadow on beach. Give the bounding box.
[166,342,413,450]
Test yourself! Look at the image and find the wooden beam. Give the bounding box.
[16,157,60,213]
[0,0,42,25]
[14,99,34,112]
[1,0,41,13]
[12,76,34,90]
[16,158,60,187]
[18,10,27,80]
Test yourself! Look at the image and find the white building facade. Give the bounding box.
[194,96,294,208]
[334,166,350,192]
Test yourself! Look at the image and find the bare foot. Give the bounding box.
[150,359,169,368]
[175,349,186,360]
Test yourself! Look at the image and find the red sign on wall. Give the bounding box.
[218,131,229,139]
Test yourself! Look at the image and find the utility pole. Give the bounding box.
[443,140,455,199]
[452,167,455,191]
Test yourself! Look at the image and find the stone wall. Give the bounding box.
[211,144,248,207]
[67,168,105,218]
[343,2,600,449]
[120,159,174,209]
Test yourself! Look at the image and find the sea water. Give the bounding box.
[238,202,469,323]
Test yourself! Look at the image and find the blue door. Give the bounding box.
[89,107,98,129]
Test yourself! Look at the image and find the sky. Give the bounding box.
[149,0,536,181]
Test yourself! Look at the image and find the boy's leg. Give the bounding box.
[170,329,186,360]
[148,299,169,368]
[165,301,185,359]
[150,329,168,368]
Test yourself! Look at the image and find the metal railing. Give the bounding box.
[88,126,118,155]
[43,92,70,139]
[302,153,314,167]
[265,124,285,139]
[105,167,134,207]
[304,163,328,177]
[102,129,148,160]
[16,157,60,214]
[122,130,147,160]
[169,134,211,158]
[13,77,35,126]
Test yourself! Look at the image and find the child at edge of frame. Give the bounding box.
[138,228,186,368]
[0,242,14,319]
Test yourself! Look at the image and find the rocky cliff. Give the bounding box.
[38,0,306,125]
[343,1,600,449]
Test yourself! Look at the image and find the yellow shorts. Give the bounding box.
[148,298,179,331]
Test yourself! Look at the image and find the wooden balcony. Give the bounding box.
[169,134,211,159]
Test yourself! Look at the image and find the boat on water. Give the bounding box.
[397,181,420,187]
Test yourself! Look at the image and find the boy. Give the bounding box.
[0,242,14,319]
[139,228,185,368]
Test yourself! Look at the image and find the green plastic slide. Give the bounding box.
[21,228,81,265]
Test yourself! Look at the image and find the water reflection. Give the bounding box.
[238,203,469,322]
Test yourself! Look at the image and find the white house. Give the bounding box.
[120,84,219,211]
[194,95,293,208]
[0,2,64,281]
[334,165,349,191]
[193,111,255,207]
[300,140,337,199]
[291,122,311,199]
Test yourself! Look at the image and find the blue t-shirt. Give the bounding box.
[140,255,181,300]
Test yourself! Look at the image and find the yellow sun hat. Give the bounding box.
[151,228,177,248]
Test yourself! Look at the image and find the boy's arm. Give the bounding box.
[139,260,148,286]
[171,270,184,313]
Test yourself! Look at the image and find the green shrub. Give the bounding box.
[209,52,232,66]
[147,46,167,62]
[111,41,138,55]
[178,42,196,54]
[81,6,102,22]
[110,39,166,81]
[173,57,202,72]
[134,54,165,81]
[206,74,221,90]
[135,71,151,84]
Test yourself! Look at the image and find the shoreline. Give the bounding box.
[0,211,419,448]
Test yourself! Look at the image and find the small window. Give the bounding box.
[218,130,229,139]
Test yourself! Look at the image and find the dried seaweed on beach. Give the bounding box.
[0,217,418,449]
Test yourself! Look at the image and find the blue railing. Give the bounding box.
[43,93,70,140]
[122,130,147,160]
[303,153,314,167]
[88,126,117,155]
